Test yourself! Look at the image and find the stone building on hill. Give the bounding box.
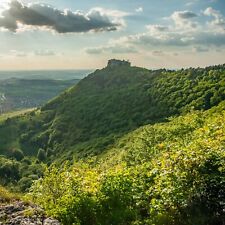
[107,59,131,68]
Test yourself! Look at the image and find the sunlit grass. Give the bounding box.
[0,108,35,123]
[0,186,20,203]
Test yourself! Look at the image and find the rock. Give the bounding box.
[0,201,60,225]
[44,218,61,225]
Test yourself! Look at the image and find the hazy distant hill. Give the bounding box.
[0,70,92,80]
[0,78,79,113]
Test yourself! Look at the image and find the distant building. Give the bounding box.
[107,59,131,68]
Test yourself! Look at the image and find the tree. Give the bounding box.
[37,148,46,162]
[11,149,24,161]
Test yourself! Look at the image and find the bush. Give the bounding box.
[37,148,46,162]
[11,148,24,161]
[29,106,225,225]
[18,177,34,192]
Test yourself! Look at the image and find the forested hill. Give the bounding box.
[30,63,225,156]
[0,63,225,160]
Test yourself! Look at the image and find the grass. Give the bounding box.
[0,108,35,123]
[0,186,20,203]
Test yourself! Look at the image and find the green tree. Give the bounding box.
[37,148,46,162]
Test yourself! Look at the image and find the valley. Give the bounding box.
[0,78,80,113]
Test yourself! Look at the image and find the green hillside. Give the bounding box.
[30,100,225,225]
[33,63,225,159]
[0,63,225,190]
[1,63,225,158]
[0,62,225,224]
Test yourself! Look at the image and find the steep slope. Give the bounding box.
[30,100,225,225]
[1,63,225,157]
[0,62,225,191]
[29,63,225,158]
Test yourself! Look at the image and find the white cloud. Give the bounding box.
[10,50,27,57]
[135,7,143,13]
[185,0,200,7]
[0,1,125,33]
[171,10,198,29]
[84,8,225,55]
[85,44,138,55]
[146,25,168,34]
[204,7,225,29]
[34,50,56,56]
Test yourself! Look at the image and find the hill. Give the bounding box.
[6,63,225,158]
[0,61,225,224]
[0,78,79,113]
[0,62,225,191]
[0,70,91,80]
[30,100,225,225]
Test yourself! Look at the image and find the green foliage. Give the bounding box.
[0,157,20,184]
[17,177,34,192]
[0,155,44,192]
[29,102,225,225]
[0,185,20,202]
[1,63,225,224]
[1,64,225,164]
[11,148,24,161]
[37,148,47,162]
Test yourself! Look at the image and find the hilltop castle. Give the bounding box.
[107,59,131,68]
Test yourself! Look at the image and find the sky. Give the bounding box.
[0,0,224,70]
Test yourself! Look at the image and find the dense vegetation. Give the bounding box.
[2,64,225,157]
[0,62,225,224]
[0,78,79,113]
[29,102,225,225]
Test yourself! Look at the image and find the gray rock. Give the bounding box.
[0,201,60,225]
[44,218,61,225]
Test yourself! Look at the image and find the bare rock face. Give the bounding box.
[0,201,60,225]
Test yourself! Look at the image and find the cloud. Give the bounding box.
[34,50,56,56]
[146,25,168,34]
[85,44,138,54]
[152,50,165,56]
[170,10,198,29]
[135,7,143,13]
[185,1,198,7]
[204,7,225,29]
[10,50,27,57]
[85,28,225,55]
[123,29,225,48]
[134,9,224,47]
[8,49,59,57]
[84,8,225,55]
[192,46,209,52]
[0,0,122,33]
[172,11,198,20]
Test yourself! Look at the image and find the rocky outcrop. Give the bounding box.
[107,59,131,68]
[0,200,60,225]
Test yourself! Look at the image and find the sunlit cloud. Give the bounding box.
[0,0,124,33]
[86,7,225,56]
